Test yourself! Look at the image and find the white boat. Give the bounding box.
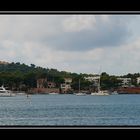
[0,85,15,97]
[75,79,86,96]
[75,92,86,96]
[91,90,109,96]
[48,92,59,95]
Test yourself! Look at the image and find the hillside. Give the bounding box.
[0,62,92,91]
[0,61,139,91]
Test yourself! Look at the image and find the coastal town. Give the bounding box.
[27,76,140,94]
[0,60,140,95]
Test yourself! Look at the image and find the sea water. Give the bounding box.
[0,94,140,126]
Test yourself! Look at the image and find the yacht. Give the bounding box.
[0,85,15,97]
[75,79,86,96]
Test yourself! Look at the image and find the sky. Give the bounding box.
[0,14,140,76]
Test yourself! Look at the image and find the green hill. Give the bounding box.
[0,62,92,91]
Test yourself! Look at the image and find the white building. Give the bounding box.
[61,84,71,89]
[60,78,72,93]
[137,77,140,85]
[64,78,72,84]
[84,76,100,82]
[117,78,131,87]
[84,76,100,86]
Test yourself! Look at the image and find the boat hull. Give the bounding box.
[91,91,109,96]
[75,93,86,96]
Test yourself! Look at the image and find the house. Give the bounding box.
[117,77,131,87]
[47,81,56,88]
[37,78,47,88]
[137,77,140,85]
[64,78,72,84]
[60,78,72,93]
[84,76,100,86]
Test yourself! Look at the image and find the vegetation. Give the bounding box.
[0,62,140,91]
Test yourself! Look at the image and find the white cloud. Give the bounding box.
[62,15,96,32]
[0,15,139,75]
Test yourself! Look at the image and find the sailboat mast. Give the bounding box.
[79,79,80,93]
[98,75,100,92]
[98,66,102,92]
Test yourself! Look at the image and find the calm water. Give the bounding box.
[0,94,140,126]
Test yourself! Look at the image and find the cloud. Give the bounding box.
[62,15,96,32]
[0,15,138,75]
[45,15,132,51]
[0,15,133,52]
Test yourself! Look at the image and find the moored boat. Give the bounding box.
[0,85,16,97]
[48,92,59,95]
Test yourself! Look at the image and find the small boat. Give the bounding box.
[91,90,109,96]
[0,85,15,97]
[75,92,86,96]
[48,92,59,95]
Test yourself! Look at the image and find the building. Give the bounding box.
[84,76,100,82]
[31,78,59,94]
[117,78,131,87]
[84,76,100,86]
[117,87,140,94]
[137,77,140,85]
[0,61,9,65]
[47,81,56,88]
[61,83,71,90]
[37,78,47,88]
[60,78,72,93]
[64,78,72,84]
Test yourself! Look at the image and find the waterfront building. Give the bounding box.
[137,77,140,85]
[37,78,47,88]
[64,78,72,84]
[60,78,72,93]
[84,76,100,86]
[117,77,131,87]
[47,81,56,88]
[84,76,100,82]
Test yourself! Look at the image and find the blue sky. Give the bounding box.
[0,15,140,75]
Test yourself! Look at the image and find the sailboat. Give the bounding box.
[91,70,109,96]
[75,79,86,96]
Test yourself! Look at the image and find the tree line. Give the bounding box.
[0,62,140,91]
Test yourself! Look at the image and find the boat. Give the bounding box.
[75,93,86,96]
[91,90,109,96]
[111,90,118,95]
[48,92,59,95]
[75,79,86,96]
[0,85,16,97]
[91,70,109,96]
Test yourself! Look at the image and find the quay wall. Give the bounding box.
[117,87,140,94]
[28,88,60,94]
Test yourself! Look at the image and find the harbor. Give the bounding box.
[1,14,140,126]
